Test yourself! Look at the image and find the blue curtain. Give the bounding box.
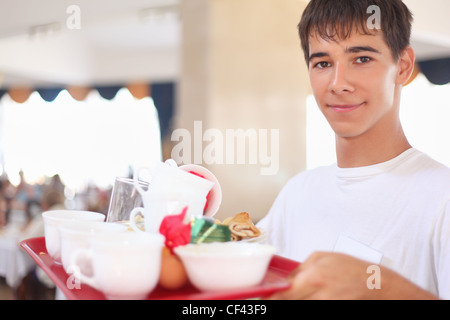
[96,85,123,100]
[151,82,175,140]
[37,88,65,102]
[0,89,7,100]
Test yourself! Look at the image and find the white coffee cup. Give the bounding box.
[70,232,165,300]
[179,164,222,217]
[131,159,214,233]
[59,221,128,273]
[43,210,105,262]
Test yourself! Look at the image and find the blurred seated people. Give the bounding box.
[41,188,66,212]
[0,194,6,227]
[6,170,41,228]
[0,175,13,226]
[20,188,66,241]
[13,169,36,212]
[48,174,65,195]
[15,186,64,299]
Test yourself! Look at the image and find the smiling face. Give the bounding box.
[308,30,410,140]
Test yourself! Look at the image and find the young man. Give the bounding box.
[259,0,450,299]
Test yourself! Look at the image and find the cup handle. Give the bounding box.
[68,248,96,289]
[129,207,146,233]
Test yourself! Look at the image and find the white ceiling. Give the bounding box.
[0,0,449,88]
[0,0,181,87]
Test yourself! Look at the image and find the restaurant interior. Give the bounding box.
[1,0,450,300]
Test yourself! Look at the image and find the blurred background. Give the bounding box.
[0,0,449,299]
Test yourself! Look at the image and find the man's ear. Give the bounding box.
[396,46,416,85]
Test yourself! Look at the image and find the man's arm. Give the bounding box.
[267,252,438,300]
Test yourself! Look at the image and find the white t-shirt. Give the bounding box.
[258,148,450,299]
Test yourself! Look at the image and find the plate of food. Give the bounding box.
[215,212,266,242]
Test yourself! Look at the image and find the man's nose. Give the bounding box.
[329,63,355,94]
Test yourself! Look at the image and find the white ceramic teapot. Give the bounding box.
[129,159,215,233]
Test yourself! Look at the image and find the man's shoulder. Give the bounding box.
[405,150,450,197]
[413,150,450,177]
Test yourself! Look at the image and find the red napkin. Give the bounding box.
[159,206,191,254]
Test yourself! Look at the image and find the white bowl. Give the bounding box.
[174,242,275,291]
[59,221,127,272]
[42,210,105,262]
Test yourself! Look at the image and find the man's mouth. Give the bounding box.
[327,102,365,113]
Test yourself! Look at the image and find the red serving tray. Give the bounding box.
[20,237,299,300]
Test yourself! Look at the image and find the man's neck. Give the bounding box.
[335,121,412,168]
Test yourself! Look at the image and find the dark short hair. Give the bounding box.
[298,0,413,64]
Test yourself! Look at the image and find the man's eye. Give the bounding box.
[356,57,372,64]
[314,61,331,69]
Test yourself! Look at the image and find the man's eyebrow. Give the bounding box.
[309,52,329,61]
[346,46,381,54]
[308,46,381,61]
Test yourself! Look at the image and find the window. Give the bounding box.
[0,88,162,190]
[400,74,450,166]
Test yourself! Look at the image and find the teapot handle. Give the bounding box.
[164,158,178,167]
[133,167,151,195]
